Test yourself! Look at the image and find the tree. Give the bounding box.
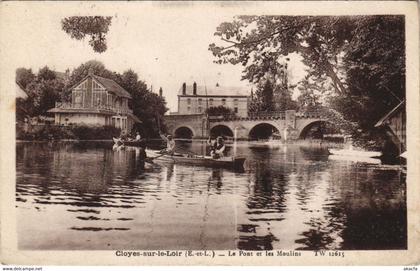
[117,69,168,137]
[248,82,270,113]
[16,66,65,118]
[273,84,298,111]
[61,16,112,53]
[210,15,405,143]
[16,68,35,88]
[295,77,326,112]
[333,16,405,132]
[209,16,351,94]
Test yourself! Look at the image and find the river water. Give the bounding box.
[16,141,407,250]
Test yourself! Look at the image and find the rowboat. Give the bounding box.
[112,137,146,147]
[145,150,246,169]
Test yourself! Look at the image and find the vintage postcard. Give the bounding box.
[0,0,419,267]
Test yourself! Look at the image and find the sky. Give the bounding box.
[1,2,307,112]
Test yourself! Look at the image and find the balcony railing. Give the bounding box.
[55,102,133,114]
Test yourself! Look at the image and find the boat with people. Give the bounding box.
[145,149,246,170]
[328,148,381,158]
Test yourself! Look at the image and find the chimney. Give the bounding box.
[193,82,197,95]
[159,87,163,97]
[182,82,186,95]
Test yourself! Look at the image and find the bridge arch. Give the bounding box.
[174,126,195,139]
[210,125,234,138]
[249,123,281,140]
[298,120,340,140]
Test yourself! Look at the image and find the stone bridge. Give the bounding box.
[164,110,334,140]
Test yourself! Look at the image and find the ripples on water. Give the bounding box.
[16,141,406,250]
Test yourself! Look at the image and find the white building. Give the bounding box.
[175,82,249,117]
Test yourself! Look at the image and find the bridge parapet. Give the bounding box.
[208,110,328,122]
[208,112,286,122]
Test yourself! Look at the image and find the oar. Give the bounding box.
[174,146,204,157]
[145,154,166,164]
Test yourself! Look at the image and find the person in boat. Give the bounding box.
[208,136,226,159]
[112,136,125,151]
[119,130,128,141]
[159,132,176,155]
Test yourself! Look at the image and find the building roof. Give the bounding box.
[92,75,132,99]
[375,100,405,127]
[178,84,250,97]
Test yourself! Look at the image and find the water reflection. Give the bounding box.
[16,142,406,250]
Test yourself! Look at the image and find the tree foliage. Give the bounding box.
[16,68,36,88]
[206,105,235,116]
[62,16,112,53]
[117,69,168,137]
[248,79,297,113]
[210,15,405,140]
[331,16,405,132]
[209,16,350,93]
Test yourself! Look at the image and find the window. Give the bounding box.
[234,107,238,113]
[209,98,213,106]
[74,91,83,107]
[107,93,112,107]
[233,98,239,106]
[93,91,102,107]
[187,98,191,105]
[198,98,202,105]
[198,107,202,113]
[222,98,226,105]
[187,106,191,112]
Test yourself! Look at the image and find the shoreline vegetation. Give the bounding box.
[16,131,345,148]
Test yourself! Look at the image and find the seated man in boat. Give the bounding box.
[159,132,176,155]
[208,136,226,159]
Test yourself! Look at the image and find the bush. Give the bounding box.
[16,124,75,140]
[206,106,236,117]
[16,124,121,140]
